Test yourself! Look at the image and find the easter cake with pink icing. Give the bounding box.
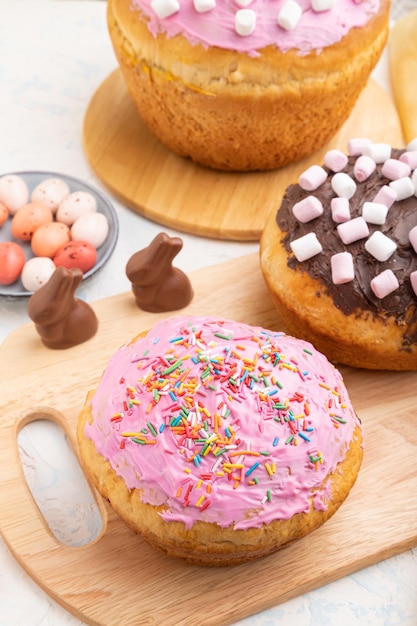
[260,139,417,370]
[107,0,390,171]
[77,315,363,565]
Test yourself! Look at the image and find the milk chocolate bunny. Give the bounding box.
[126,232,194,312]
[27,266,98,349]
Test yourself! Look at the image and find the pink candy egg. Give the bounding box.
[31,177,70,213]
[21,257,56,292]
[56,191,97,226]
[11,201,53,241]
[0,174,29,215]
[0,241,26,285]
[31,222,71,258]
[71,212,109,248]
[53,240,97,273]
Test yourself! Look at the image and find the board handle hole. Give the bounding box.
[17,412,104,547]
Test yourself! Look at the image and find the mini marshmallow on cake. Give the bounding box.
[260,138,417,370]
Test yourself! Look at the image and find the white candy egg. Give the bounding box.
[71,212,109,248]
[0,174,29,215]
[21,257,56,292]
[56,191,97,226]
[31,178,70,213]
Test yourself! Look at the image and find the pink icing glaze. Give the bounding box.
[85,316,361,530]
[132,0,381,55]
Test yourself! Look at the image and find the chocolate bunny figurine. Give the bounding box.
[27,266,98,349]
[126,232,194,312]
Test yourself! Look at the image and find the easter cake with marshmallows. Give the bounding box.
[260,139,417,370]
[77,315,363,566]
[107,0,390,171]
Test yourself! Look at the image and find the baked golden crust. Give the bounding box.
[260,211,417,370]
[77,389,363,566]
[107,0,390,171]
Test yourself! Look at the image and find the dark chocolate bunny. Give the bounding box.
[126,232,194,312]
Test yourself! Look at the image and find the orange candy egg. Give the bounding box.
[31,222,71,258]
[0,202,9,227]
[11,201,53,241]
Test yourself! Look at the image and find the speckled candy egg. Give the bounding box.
[31,222,71,258]
[71,212,108,248]
[0,202,9,227]
[56,191,97,225]
[53,240,97,273]
[31,178,70,214]
[21,257,56,292]
[11,201,53,241]
[0,241,26,285]
[0,174,29,215]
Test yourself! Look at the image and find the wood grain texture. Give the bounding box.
[83,72,403,242]
[0,254,416,626]
[389,9,417,143]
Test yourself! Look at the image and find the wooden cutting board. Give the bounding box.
[83,72,403,241]
[1,253,416,626]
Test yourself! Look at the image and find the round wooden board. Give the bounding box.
[83,71,404,241]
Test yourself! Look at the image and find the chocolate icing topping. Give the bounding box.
[277,149,417,347]
[126,232,194,312]
[27,266,98,349]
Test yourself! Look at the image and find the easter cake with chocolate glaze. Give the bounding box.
[260,139,417,370]
[77,315,363,566]
[107,0,390,171]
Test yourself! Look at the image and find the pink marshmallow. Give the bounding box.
[298,165,328,191]
[337,216,369,245]
[331,252,355,284]
[370,269,399,299]
[409,225,417,253]
[353,155,376,182]
[347,138,371,156]
[410,271,417,297]
[292,195,324,223]
[372,184,397,208]
[381,158,411,181]
[324,149,348,172]
[331,197,350,223]
[399,151,417,170]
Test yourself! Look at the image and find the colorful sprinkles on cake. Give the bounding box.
[87,317,358,528]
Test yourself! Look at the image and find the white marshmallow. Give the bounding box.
[337,216,369,245]
[353,155,376,182]
[399,151,417,170]
[409,224,417,253]
[410,270,417,297]
[331,252,355,284]
[362,201,389,225]
[347,138,371,156]
[365,231,397,262]
[362,142,392,164]
[330,197,350,223]
[373,184,397,208]
[324,149,348,172]
[194,0,216,11]
[381,158,411,181]
[370,269,399,299]
[331,172,357,199]
[407,138,417,152]
[278,0,302,30]
[412,169,417,196]
[151,0,180,18]
[298,165,328,191]
[292,196,324,223]
[389,176,414,201]
[235,0,253,6]
[290,232,322,262]
[235,9,256,35]
[312,0,336,11]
